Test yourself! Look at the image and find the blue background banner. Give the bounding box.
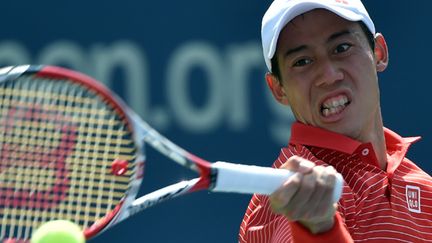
[1,1,431,242]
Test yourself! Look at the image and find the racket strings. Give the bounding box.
[0,74,137,241]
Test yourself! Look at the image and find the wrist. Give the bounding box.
[299,216,335,234]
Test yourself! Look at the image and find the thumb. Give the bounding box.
[281,156,315,174]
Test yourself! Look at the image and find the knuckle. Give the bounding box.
[315,166,337,188]
[302,174,316,190]
[281,156,301,170]
[290,172,303,185]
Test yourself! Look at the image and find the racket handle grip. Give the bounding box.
[212,161,343,203]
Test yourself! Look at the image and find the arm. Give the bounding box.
[290,213,352,242]
[270,156,353,242]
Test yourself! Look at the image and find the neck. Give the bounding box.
[359,107,387,170]
[370,128,387,170]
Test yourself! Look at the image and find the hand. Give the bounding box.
[269,156,339,234]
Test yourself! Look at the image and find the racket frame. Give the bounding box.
[0,65,344,241]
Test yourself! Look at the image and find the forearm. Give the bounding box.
[299,216,335,234]
[290,213,353,243]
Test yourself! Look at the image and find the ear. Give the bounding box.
[265,73,290,106]
[374,33,389,72]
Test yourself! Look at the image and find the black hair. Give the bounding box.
[270,21,375,80]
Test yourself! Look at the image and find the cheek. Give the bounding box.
[281,73,319,120]
[348,51,377,75]
[284,84,314,118]
[348,61,378,91]
[284,82,307,106]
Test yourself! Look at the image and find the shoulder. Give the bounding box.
[400,158,432,186]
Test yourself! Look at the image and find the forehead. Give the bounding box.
[277,9,362,47]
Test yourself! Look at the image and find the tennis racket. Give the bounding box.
[0,65,344,242]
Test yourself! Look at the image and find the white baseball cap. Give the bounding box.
[262,0,375,72]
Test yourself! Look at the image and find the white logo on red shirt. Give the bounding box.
[406,185,421,213]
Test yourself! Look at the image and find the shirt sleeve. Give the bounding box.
[289,212,353,243]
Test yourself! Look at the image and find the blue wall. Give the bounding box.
[1,1,431,242]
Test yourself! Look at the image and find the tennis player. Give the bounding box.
[239,0,432,242]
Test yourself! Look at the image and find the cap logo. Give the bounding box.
[335,0,349,4]
[406,185,421,213]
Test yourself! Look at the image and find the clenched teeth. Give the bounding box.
[321,95,350,117]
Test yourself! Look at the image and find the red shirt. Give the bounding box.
[239,123,432,242]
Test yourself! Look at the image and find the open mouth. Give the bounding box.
[320,94,351,117]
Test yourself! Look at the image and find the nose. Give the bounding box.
[314,58,344,87]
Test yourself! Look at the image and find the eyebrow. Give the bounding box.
[283,29,353,58]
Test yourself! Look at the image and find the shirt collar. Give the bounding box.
[289,122,420,155]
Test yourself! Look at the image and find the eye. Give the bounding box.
[292,58,313,67]
[334,43,352,54]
